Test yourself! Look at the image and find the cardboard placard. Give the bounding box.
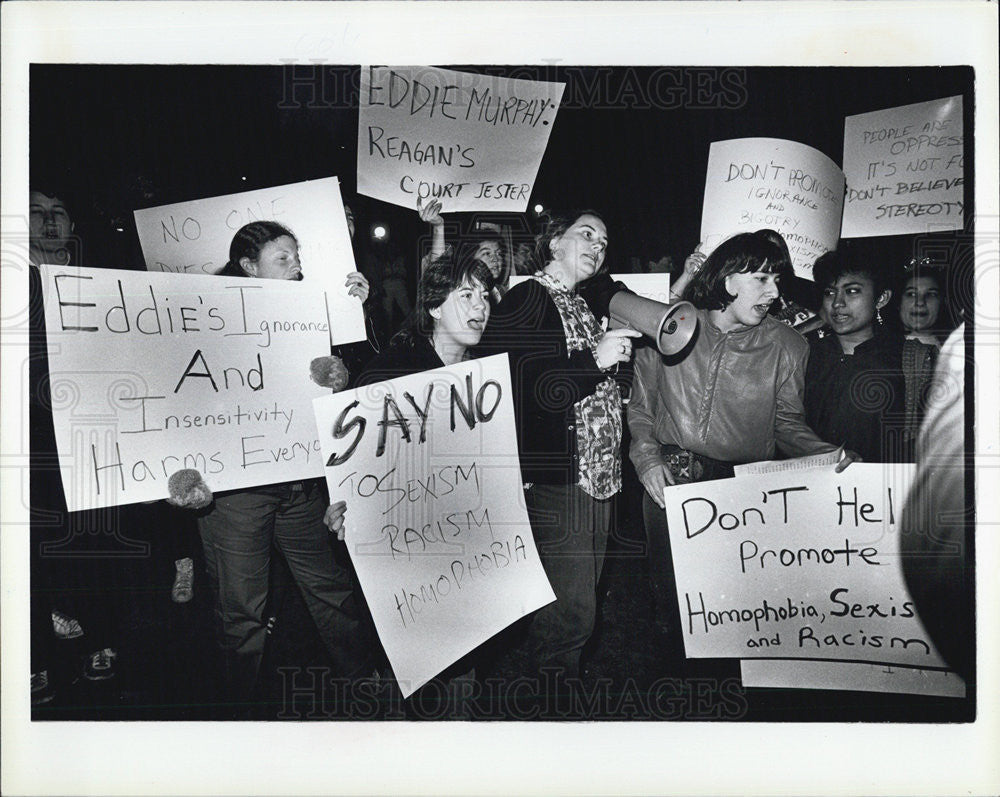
[700,138,845,280]
[358,66,564,212]
[133,178,364,341]
[313,354,555,697]
[664,463,948,669]
[39,264,352,511]
[842,96,964,237]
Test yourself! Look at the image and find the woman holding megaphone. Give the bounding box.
[628,230,858,636]
[477,210,639,681]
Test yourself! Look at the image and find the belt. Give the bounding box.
[659,444,734,483]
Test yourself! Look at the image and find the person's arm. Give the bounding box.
[417,197,446,272]
[670,244,706,302]
[774,338,840,458]
[628,346,674,506]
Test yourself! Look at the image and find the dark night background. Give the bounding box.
[28,64,976,722]
[31,64,974,280]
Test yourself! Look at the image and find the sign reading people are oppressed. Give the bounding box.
[700,138,846,280]
[842,96,964,237]
[40,264,350,512]
[133,178,364,340]
[357,66,564,212]
[663,464,948,669]
[313,355,555,697]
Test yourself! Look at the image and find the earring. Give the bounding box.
[876,307,883,325]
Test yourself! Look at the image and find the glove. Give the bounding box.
[166,469,213,510]
[310,355,350,391]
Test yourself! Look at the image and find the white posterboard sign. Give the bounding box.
[842,96,964,238]
[663,463,948,669]
[313,354,555,697]
[700,138,846,280]
[39,264,350,511]
[133,177,364,340]
[740,660,965,698]
[357,66,564,212]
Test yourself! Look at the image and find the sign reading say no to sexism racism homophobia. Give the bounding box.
[39,264,356,511]
[357,66,565,212]
[663,464,948,669]
[313,354,555,697]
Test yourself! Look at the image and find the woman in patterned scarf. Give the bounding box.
[477,210,639,681]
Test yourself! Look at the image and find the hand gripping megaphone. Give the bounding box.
[608,292,699,358]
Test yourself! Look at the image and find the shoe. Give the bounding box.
[171,557,194,603]
[51,609,84,639]
[31,670,56,705]
[83,648,117,680]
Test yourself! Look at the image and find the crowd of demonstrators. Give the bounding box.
[28,176,968,717]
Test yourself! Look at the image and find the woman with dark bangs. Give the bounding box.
[628,230,854,636]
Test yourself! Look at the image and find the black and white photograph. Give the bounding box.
[2,2,998,795]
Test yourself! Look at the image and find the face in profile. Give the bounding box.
[900,275,942,333]
[722,270,781,331]
[430,278,491,350]
[241,235,302,280]
[550,214,608,283]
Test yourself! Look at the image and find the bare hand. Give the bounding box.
[684,243,706,276]
[835,449,862,473]
[594,327,642,370]
[324,500,347,540]
[345,272,369,302]
[417,197,444,226]
[639,464,675,509]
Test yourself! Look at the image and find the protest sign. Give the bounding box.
[700,138,845,280]
[357,66,564,212]
[39,264,349,511]
[133,178,363,342]
[313,354,555,697]
[740,660,965,698]
[663,463,948,669]
[842,96,964,237]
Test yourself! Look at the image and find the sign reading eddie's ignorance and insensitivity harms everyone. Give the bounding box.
[357,66,565,212]
[313,355,555,697]
[700,138,845,280]
[664,464,948,669]
[133,178,363,335]
[40,264,357,512]
[842,95,964,238]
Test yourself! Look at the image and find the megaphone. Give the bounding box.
[608,292,698,358]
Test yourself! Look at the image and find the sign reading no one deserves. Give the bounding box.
[358,66,565,212]
[314,354,555,697]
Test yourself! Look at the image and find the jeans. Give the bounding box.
[197,480,368,699]
[523,483,611,679]
[642,491,681,632]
